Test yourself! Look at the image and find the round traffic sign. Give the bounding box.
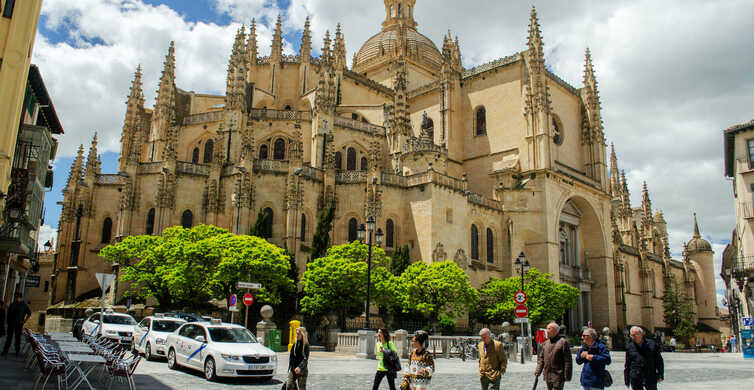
[514,290,528,304]
[514,304,528,318]
[229,294,237,306]
[243,293,254,306]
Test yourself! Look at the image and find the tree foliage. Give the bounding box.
[476,268,580,328]
[396,260,478,324]
[310,201,335,260]
[300,241,392,328]
[249,208,270,238]
[390,245,411,276]
[663,278,696,341]
[99,225,294,310]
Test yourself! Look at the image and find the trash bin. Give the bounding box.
[267,329,282,352]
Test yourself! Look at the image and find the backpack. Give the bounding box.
[383,343,402,373]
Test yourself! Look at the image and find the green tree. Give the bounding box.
[396,260,478,328]
[99,235,166,304]
[209,234,294,305]
[309,201,335,260]
[476,268,579,328]
[663,278,696,341]
[250,208,270,238]
[390,245,411,276]
[300,241,392,329]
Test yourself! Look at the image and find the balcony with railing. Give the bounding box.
[333,116,386,136]
[176,161,210,176]
[137,162,163,174]
[182,111,224,126]
[253,159,289,173]
[335,170,367,184]
[249,108,312,121]
[732,256,754,280]
[95,174,122,185]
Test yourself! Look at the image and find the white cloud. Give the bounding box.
[37,224,58,251]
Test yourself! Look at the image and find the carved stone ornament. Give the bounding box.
[453,248,468,270]
[432,242,447,263]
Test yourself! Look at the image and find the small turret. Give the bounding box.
[84,133,99,181]
[300,16,312,62]
[321,30,332,64]
[687,212,712,253]
[271,15,283,61]
[119,65,144,170]
[247,18,258,64]
[226,26,249,112]
[333,24,347,70]
[67,144,85,188]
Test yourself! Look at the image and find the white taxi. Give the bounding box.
[80,310,138,345]
[132,314,185,360]
[165,320,277,381]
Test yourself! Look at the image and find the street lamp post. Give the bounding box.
[514,251,530,364]
[358,216,383,330]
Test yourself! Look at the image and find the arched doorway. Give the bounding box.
[556,196,609,333]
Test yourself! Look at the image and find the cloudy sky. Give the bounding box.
[33,0,753,308]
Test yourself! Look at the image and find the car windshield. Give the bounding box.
[152,320,182,332]
[207,327,256,343]
[102,315,136,325]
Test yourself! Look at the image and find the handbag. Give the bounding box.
[399,379,410,390]
[383,348,402,373]
[603,370,613,388]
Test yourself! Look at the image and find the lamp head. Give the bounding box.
[375,228,384,245]
[357,224,366,241]
[366,215,376,232]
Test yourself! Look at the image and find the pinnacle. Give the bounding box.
[692,212,701,238]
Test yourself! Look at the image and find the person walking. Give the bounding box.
[286,327,310,390]
[373,328,398,390]
[669,337,676,352]
[2,293,31,356]
[730,335,737,353]
[0,299,6,339]
[534,322,573,390]
[624,326,663,390]
[576,328,611,390]
[401,331,434,390]
[478,328,507,390]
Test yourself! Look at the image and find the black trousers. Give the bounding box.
[372,370,397,390]
[3,323,22,354]
[630,379,658,390]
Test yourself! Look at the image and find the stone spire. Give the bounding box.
[641,181,651,213]
[582,48,604,142]
[271,15,283,60]
[692,212,701,238]
[526,7,545,75]
[247,18,258,64]
[226,26,249,112]
[390,59,411,137]
[333,23,347,70]
[523,6,552,170]
[119,65,144,170]
[300,16,312,61]
[441,30,462,74]
[67,144,85,188]
[154,41,177,127]
[84,132,99,180]
[321,30,332,64]
[620,169,630,212]
[609,143,619,196]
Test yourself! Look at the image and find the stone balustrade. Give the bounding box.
[95,174,121,185]
[182,111,224,125]
[137,162,163,174]
[333,116,386,136]
[335,170,367,184]
[175,161,210,176]
[249,108,312,121]
[253,159,289,173]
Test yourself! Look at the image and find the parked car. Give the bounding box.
[132,314,186,360]
[165,320,277,381]
[162,312,206,323]
[80,309,137,345]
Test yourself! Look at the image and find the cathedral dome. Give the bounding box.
[687,213,712,254]
[354,27,443,72]
[353,0,443,73]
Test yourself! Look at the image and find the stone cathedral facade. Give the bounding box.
[52,1,720,337]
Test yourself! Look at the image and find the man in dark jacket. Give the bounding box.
[576,328,611,390]
[624,326,664,390]
[535,322,573,390]
[2,293,31,356]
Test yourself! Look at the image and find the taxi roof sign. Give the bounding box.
[210,319,222,324]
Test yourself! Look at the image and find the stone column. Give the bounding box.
[393,329,409,358]
[255,305,277,345]
[356,329,376,359]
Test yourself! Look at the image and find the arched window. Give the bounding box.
[389,5,393,17]
[191,147,199,164]
[471,224,479,260]
[346,147,356,171]
[348,218,358,242]
[259,144,268,160]
[203,139,214,163]
[334,151,342,170]
[284,105,292,110]
[263,207,274,238]
[475,107,486,135]
[146,208,155,235]
[101,218,112,244]
[397,3,402,16]
[360,157,368,171]
[300,214,307,241]
[486,228,494,263]
[181,210,193,229]
[386,219,395,248]
[273,138,286,160]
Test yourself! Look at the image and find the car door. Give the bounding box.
[135,318,150,351]
[174,324,194,364]
[186,325,208,369]
[83,315,99,337]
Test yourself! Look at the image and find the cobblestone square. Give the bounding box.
[3,350,752,390]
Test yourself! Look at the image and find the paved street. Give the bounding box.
[3,345,753,390]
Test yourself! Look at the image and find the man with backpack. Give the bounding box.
[478,328,508,390]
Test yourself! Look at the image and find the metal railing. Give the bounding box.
[249,108,312,121]
[732,256,754,277]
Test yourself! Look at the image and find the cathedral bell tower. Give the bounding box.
[382,0,417,29]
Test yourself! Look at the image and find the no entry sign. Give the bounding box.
[243,292,254,306]
[514,304,529,318]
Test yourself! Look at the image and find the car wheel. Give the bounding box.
[167,348,177,370]
[204,357,217,381]
[145,342,153,361]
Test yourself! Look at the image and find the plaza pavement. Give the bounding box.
[2,343,752,390]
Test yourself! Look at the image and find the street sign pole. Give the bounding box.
[236,279,260,329]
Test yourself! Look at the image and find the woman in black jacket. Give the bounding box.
[287,327,310,390]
